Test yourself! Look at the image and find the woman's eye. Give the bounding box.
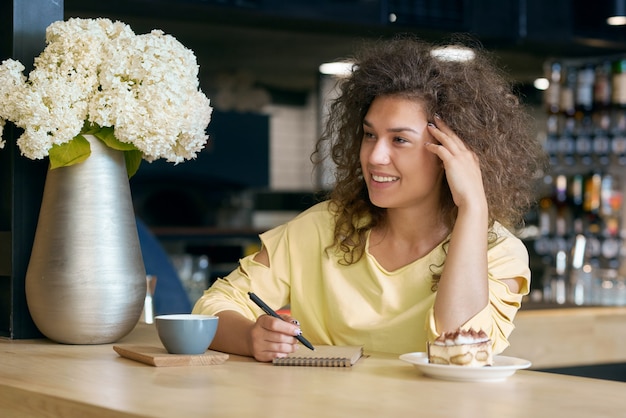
[363,131,375,139]
[394,136,408,144]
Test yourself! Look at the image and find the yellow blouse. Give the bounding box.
[192,201,530,355]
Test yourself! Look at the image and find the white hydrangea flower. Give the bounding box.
[0,59,27,150]
[0,17,212,164]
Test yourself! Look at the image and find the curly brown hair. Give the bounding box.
[312,34,547,264]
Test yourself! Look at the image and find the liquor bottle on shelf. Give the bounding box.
[599,173,622,233]
[545,61,562,116]
[568,234,593,305]
[583,171,602,229]
[610,59,626,164]
[560,65,577,120]
[593,128,612,165]
[545,117,560,167]
[534,183,555,258]
[593,60,612,133]
[557,65,577,166]
[575,63,595,166]
[599,172,623,270]
[611,58,626,112]
[610,120,626,164]
[575,122,594,166]
[611,58,626,164]
[576,63,595,115]
[553,173,571,253]
[568,173,585,235]
[551,249,568,305]
[582,170,604,271]
[544,61,562,167]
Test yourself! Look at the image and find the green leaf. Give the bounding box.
[46,125,145,176]
[92,127,143,177]
[80,120,101,135]
[124,149,143,178]
[48,136,91,169]
[94,127,138,151]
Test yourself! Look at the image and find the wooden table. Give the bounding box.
[1,324,625,418]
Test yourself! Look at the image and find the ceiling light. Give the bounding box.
[608,16,626,25]
[430,47,475,62]
[608,0,626,25]
[533,78,549,90]
[319,62,354,76]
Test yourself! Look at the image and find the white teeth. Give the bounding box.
[372,174,398,183]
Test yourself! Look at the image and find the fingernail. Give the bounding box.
[294,328,302,336]
[291,319,300,326]
[427,122,436,128]
[434,113,441,119]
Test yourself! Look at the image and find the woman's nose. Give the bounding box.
[369,140,391,165]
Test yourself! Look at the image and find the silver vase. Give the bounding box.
[25,134,146,344]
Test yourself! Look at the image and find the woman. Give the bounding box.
[193,35,547,362]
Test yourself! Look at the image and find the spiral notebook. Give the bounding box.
[272,345,363,367]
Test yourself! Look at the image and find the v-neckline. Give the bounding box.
[364,229,447,274]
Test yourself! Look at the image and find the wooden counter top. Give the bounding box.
[504,306,626,368]
[1,322,625,417]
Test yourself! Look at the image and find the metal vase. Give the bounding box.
[25,134,146,344]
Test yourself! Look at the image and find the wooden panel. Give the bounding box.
[0,0,62,339]
[504,306,626,368]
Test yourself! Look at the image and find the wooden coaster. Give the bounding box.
[113,345,229,367]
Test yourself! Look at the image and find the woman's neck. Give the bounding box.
[368,208,450,271]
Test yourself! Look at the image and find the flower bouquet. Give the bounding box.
[0,17,212,177]
[0,18,213,345]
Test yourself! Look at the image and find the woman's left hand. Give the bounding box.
[425,115,486,210]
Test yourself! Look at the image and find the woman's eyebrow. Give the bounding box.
[363,119,419,134]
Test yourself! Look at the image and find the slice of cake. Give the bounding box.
[427,328,493,367]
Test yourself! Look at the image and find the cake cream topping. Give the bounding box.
[432,329,490,346]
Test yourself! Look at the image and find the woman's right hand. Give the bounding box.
[249,314,302,362]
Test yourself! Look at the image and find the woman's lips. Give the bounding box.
[371,174,399,183]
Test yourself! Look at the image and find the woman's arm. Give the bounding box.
[426,116,519,333]
[433,201,490,332]
[196,247,302,362]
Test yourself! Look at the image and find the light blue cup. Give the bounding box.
[155,314,218,355]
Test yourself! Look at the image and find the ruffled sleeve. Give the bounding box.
[191,256,274,320]
[192,220,301,319]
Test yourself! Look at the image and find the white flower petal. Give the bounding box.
[0,17,212,162]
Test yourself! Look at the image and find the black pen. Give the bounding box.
[248,292,315,351]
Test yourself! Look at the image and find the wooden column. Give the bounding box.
[0,1,63,338]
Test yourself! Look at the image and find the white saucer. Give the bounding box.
[399,352,531,382]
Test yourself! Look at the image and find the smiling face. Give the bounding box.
[360,95,444,212]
